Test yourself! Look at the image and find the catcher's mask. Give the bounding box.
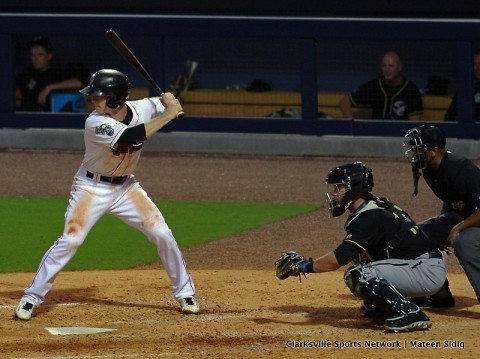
[325,162,374,217]
[80,69,131,109]
[403,125,446,170]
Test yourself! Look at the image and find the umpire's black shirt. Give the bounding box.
[423,152,480,219]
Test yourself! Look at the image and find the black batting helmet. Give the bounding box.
[325,162,374,217]
[80,69,131,108]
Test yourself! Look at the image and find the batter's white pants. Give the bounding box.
[21,171,196,306]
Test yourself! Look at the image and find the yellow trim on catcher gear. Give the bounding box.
[344,239,367,252]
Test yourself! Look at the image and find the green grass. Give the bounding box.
[0,197,320,272]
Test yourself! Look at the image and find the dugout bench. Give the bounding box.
[84,88,452,121]
[177,90,453,121]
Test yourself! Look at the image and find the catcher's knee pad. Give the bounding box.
[344,266,363,297]
[357,278,418,316]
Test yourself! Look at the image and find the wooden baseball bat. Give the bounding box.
[105,29,184,118]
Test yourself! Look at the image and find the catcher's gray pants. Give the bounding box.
[420,212,480,302]
[347,252,446,298]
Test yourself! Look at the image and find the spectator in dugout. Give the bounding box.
[339,51,423,120]
[444,49,480,121]
[15,36,84,112]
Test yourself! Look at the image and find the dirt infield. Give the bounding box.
[1,150,480,358]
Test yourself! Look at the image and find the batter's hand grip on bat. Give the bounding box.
[105,29,184,119]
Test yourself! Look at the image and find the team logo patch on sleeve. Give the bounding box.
[95,124,115,136]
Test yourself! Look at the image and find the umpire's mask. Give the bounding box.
[404,125,446,170]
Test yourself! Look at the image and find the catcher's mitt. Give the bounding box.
[275,251,313,280]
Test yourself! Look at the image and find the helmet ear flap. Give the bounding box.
[106,96,124,108]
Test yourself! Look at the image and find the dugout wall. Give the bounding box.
[0,13,479,139]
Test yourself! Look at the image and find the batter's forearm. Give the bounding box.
[143,94,183,139]
[144,113,176,139]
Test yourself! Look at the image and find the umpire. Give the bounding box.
[404,125,480,303]
[275,162,446,332]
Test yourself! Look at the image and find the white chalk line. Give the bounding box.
[5,302,480,359]
[0,300,163,310]
[13,353,190,359]
[4,301,480,322]
[1,302,84,309]
[4,301,480,341]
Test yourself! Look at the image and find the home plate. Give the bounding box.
[45,327,117,335]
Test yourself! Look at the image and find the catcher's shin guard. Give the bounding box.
[357,278,419,316]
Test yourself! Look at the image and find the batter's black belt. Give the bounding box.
[426,251,443,260]
[86,170,129,184]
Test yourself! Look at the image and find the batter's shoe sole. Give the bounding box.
[385,310,432,332]
[179,297,200,314]
[15,300,35,320]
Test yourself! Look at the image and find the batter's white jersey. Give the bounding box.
[83,97,164,176]
[20,96,196,309]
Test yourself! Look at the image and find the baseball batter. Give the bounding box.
[15,69,199,320]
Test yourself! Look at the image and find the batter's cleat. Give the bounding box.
[179,297,200,314]
[15,300,35,320]
[385,309,432,332]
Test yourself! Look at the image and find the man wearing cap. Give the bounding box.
[404,125,480,304]
[15,36,83,111]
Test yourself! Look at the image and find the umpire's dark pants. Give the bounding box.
[419,212,480,302]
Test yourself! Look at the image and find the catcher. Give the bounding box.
[275,162,447,332]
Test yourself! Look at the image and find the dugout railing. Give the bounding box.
[0,13,479,139]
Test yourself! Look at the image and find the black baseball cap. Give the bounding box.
[27,36,52,52]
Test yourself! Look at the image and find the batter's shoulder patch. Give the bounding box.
[95,123,115,136]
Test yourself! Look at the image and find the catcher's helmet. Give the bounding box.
[80,69,131,108]
[404,125,446,170]
[325,162,374,217]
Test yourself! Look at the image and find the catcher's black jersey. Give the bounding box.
[349,77,423,120]
[423,152,480,219]
[333,199,436,266]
